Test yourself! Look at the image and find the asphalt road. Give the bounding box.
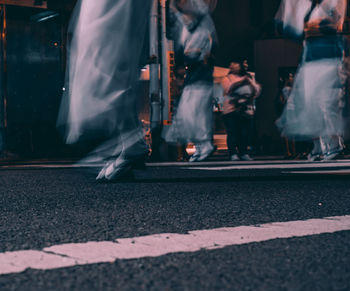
[0,160,350,290]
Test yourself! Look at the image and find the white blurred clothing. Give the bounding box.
[275,0,312,38]
[165,10,216,145]
[276,0,346,143]
[277,57,345,139]
[166,84,214,143]
[57,0,150,163]
[275,0,346,38]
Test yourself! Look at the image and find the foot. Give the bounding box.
[96,152,148,181]
[240,154,253,161]
[96,160,113,180]
[103,159,134,181]
[196,144,216,162]
[307,153,321,162]
[189,151,201,163]
[322,148,343,161]
[230,154,240,161]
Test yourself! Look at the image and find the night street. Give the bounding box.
[1,159,350,290]
[0,0,350,290]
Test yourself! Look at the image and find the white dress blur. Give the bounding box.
[57,0,150,162]
[276,0,347,141]
[165,14,216,144]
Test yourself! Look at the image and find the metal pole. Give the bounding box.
[160,0,169,124]
[0,4,7,154]
[148,0,162,160]
[149,0,160,129]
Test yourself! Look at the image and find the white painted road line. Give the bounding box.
[1,215,350,275]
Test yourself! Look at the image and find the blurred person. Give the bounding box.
[276,0,347,161]
[172,65,190,161]
[275,73,297,158]
[57,0,151,181]
[165,0,218,162]
[221,62,261,161]
[240,59,260,156]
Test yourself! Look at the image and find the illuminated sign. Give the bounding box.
[0,0,48,9]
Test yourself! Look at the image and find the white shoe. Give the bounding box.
[196,144,216,162]
[230,154,240,161]
[104,158,133,180]
[189,151,201,162]
[322,148,343,161]
[96,160,113,180]
[240,154,253,161]
[96,152,147,181]
[307,153,321,162]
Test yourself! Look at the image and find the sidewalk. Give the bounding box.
[1,150,350,168]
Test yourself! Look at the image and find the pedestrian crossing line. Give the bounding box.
[1,215,349,276]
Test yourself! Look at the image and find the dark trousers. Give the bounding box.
[223,112,251,156]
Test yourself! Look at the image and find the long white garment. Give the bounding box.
[277,57,345,139]
[165,12,216,144]
[57,0,151,161]
[166,84,214,143]
[276,0,347,141]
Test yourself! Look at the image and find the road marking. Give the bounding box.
[1,215,350,275]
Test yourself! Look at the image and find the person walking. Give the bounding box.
[165,0,218,162]
[57,0,151,181]
[276,0,347,161]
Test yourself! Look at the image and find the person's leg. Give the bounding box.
[184,84,215,162]
[290,139,296,156]
[82,0,151,180]
[239,116,253,161]
[223,112,237,157]
[96,91,149,181]
[322,135,344,160]
[284,137,292,158]
[307,137,324,161]
[229,113,241,160]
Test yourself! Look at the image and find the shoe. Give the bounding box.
[240,154,253,161]
[196,144,216,162]
[189,151,201,162]
[322,149,343,161]
[96,152,148,181]
[230,154,240,161]
[307,153,321,162]
[96,160,113,180]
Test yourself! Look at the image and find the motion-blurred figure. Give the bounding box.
[275,73,297,158]
[57,0,151,180]
[276,0,347,161]
[165,0,217,162]
[172,65,190,161]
